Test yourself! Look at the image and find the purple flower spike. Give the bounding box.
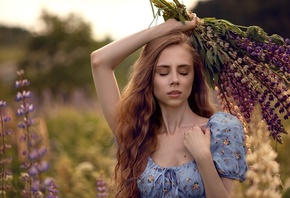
[15,70,58,196]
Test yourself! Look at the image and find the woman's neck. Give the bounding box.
[159,103,196,134]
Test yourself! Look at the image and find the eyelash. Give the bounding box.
[159,72,188,76]
[180,72,188,76]
[159,73,168,76]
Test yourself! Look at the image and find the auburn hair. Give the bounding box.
[113,32,215,197]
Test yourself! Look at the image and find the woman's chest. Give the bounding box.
[151,132,194,168]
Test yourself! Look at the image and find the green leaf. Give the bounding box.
[191,36,198,49]
[221,25,226,35]
[247,26,267,43]
[212,46,219,64]
[206,50,214,65]
[200,48,206,62]
[270,34,284,45]
[212,72,219,85]
[217,51,224,64]
[196,36,205,50]
[205,72,215,89]
[178,12,185,24]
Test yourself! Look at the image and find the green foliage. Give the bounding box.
[43,106,116,197]
[17,11,102,100]
[0,26,31,47]
[283,188,290,198]
[0,10,140,102]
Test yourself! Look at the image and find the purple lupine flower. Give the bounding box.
[0,100,13,194]
[96,172,108,197]
[15,70,58,197]
[44,178,58,198]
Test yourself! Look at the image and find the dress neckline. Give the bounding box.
[148,157,196,170]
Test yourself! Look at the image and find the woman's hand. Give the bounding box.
[183,125,211,161]
[162,13,197,34]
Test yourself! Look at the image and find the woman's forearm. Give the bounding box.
[196,153,232,198]
[90,17,196,71]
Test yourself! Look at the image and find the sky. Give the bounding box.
[0,0,198,40]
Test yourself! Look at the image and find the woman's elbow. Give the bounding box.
[90,50,101,70]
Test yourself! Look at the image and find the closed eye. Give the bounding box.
[180,72,188,76]
[158,72,169,76]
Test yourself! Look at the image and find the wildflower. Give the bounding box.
[44,178,58,197]
[96,171,108,197]
[245,106,282,198]
[0,100,12,195]
[15,70,58,198]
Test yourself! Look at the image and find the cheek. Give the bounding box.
[184,75,194,96]
[153,77,162,97]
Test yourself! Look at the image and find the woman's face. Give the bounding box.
[153,44,194,109]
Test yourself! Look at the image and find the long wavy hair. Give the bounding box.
[113,32,216,197]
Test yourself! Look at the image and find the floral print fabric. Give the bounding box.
[137,112,248,197]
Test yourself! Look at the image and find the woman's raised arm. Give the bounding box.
[90,17,197,133]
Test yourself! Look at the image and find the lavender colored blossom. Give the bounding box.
[15,70,58,197]
[44,178,58,198]
[96,172,108,198]
[0,100,12,194]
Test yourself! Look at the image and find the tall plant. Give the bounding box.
[245,107,282,197]
[15,70,58,197]
[0,101,12,197]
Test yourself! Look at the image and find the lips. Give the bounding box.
[167,90,182,95]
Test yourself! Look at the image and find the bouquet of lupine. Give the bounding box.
[150,0,290,143]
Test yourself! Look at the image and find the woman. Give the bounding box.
[91,15,247,198]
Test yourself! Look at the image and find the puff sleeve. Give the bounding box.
[207,112,248,181]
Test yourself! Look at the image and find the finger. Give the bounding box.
[184,127,192,136]
[199,125,207,133]
[205,127,210,133]
[204,127,211,137]
[193,125,202,131]
[188,13,197,20]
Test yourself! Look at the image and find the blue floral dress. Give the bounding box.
[137,112,248,197]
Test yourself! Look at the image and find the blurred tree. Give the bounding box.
[0,26,31,101]
[0,26,31,47]
[193,0,290,38]
[19,10,109,101]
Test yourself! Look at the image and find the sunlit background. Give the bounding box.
[0,0,199,40]
[0,0,290,197]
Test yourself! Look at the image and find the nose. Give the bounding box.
[170,72,179,86]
